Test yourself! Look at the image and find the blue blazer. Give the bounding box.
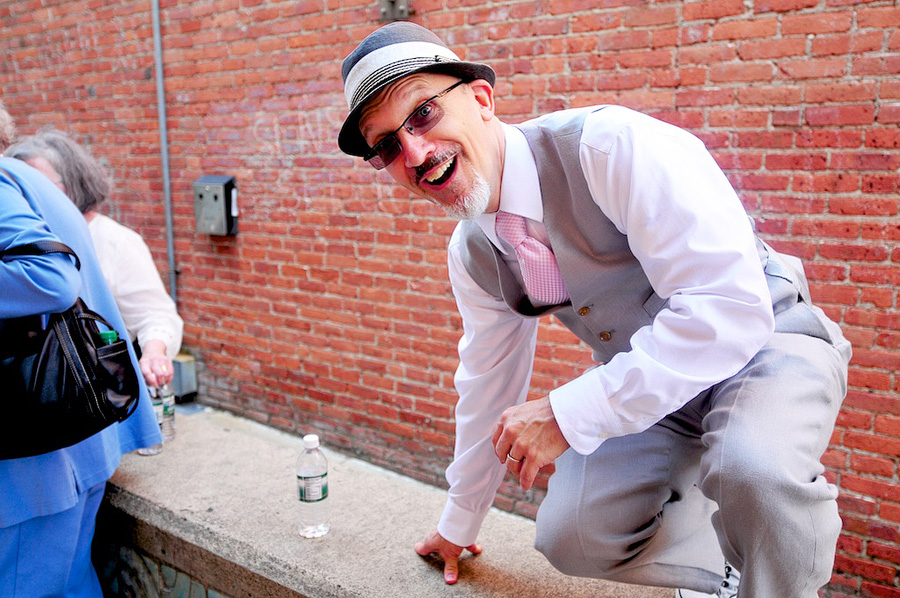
[0,157,162,527]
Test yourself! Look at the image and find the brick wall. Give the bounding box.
[2,0,898,594]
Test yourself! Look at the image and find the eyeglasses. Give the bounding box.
[364,80,465,170]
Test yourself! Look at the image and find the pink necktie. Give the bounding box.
[495,211,569,304]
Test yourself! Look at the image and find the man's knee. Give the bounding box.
[534,500,655,578]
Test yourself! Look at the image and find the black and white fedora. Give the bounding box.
[338,21,496,157]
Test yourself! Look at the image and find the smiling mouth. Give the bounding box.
[422,156,457,187]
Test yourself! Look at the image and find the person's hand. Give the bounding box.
[139,340,174,388]
[414,529,482,584]
[492,397,569,491]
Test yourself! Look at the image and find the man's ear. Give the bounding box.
[468,79,496,122]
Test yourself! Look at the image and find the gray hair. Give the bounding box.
[5,129,110,214]
[0,99,16,151]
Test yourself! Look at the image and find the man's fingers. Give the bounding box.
[492,422,512,462]
[443,554,460,584]
[415,532,482,585]
[519,461,539,491]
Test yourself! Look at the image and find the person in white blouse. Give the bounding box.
[338,23,852,598]
[6,130,183,389]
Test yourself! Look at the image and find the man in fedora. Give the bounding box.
[338,21,851,597]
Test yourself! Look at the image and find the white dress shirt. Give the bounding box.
[89,213,183,359]
[438,107,774,547]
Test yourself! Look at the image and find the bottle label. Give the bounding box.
[297,473,328,503]
[151,400,164,425]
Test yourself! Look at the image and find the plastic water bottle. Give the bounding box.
[137,382,176,456]
[297,434,330,538]
[137,386,164,456]
[158,382,176,442]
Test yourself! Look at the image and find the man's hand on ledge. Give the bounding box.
[414,529,482,584]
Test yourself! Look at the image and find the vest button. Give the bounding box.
[578,306,590,316]
[599,331,612,342]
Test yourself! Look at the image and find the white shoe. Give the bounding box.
[677,562,740,598]
[718,562,739,598]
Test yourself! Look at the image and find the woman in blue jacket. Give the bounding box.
[0,115,161,596]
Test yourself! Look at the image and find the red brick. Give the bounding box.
[806,81,878,103]
[680,43,737,64]
[738,37,806,60]
[617,49,674,69]
[867,129,900,149]
[883,504,900,524]
[683,0,745,21]
[765,152,829,171]
[853,54,900,77]
[737,85,803,105]
[709,62,774,83]
[806,105,876,126]
[858,6,900,29]
[597,29,652,51]
[859,581,900,598]
[779,57,848,79]
[623,5,679,27]
[833,553,898,583]
[879,104,900,124]
[772,108,802,126]
[711,18,778,40]
[710,109,769,128]
[754,0,818,12]
[783,12,853,35]
[677,87,735,106]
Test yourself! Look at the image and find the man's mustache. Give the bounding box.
[415,149,458,185]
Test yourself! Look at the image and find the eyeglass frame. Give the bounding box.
[363,80,466,170]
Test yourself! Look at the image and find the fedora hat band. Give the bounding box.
[344,41,461,108]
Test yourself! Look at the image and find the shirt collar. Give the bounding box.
[474,123,543,252]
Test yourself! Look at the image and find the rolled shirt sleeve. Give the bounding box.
[437,224,540,547]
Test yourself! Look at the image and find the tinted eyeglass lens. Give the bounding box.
[367,138,398,170]
[367,102,441,170]
[406,102,442,135]
[364,81,462,170]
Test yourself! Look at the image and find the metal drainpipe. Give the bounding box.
[151,0,176,302]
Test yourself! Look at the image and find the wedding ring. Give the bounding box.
[507,454,522,463]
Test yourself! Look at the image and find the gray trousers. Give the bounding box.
[535,308,851,597]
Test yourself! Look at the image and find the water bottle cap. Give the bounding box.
[99,330,118,344]
[302,434,319,449]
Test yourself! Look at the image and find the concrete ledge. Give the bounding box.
[97,406,672,598]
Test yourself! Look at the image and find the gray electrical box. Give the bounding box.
[193,175,238,235]
[172,353,198,400]
[379,0,410,21]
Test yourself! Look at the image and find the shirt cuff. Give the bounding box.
[137,327,181,359]
[549,372,622,455]
[437,496,492,548]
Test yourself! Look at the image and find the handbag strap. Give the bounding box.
[0,240,81,271]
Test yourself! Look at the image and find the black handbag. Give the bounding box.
[0,240,141,459]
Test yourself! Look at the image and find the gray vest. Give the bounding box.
[459,107,832,364]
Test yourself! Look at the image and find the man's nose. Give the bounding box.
[397,129,435,168]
